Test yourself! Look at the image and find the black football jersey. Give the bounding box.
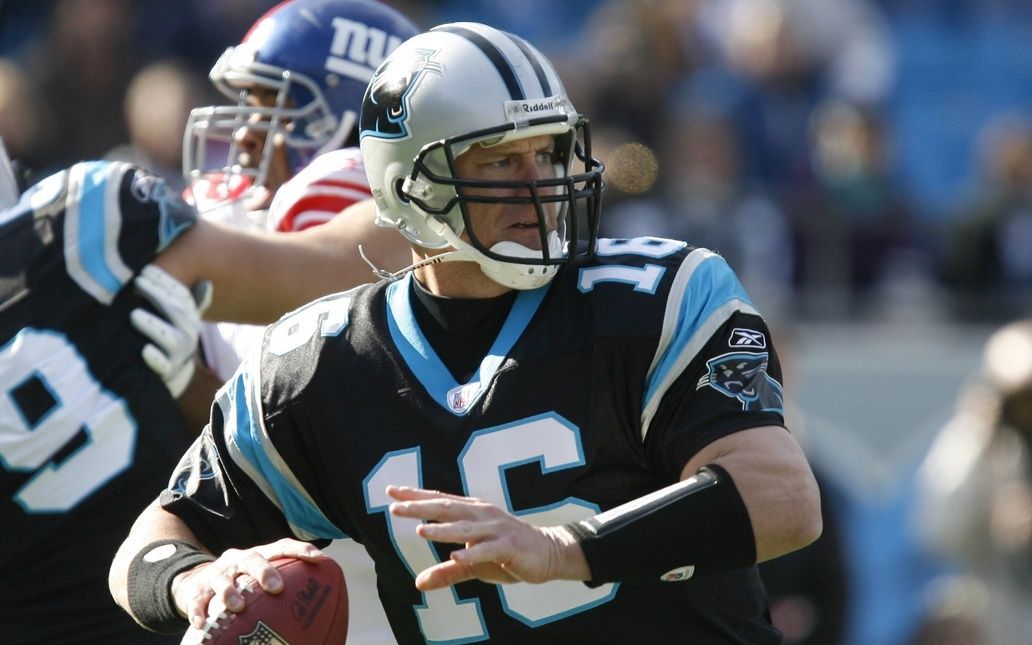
[0,161,196,643]
[162,237,786,644]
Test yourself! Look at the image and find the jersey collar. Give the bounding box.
[385,273,549,415]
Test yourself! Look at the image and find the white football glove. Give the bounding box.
[130,264,213,398]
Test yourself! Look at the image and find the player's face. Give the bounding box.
[233,86,293,200]
[453,134,559,250]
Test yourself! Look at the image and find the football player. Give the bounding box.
[111,23,822,643]
[0,149,423,643]
[180,0,419,384]
[167,3,418,642]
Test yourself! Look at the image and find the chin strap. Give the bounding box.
[358,244,466,282]
[358,223,561,290]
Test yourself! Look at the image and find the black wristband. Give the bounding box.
[126,539,215,634]
[565,464,756,585]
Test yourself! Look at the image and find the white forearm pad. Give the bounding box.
[564,464,756,584]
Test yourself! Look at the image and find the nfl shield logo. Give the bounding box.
[448,386,470,413]
[446,382,485,414]
[240,621,288,645]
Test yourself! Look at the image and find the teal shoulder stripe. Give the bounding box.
[640,250,757,438]
[63,161,134,304]
[222,369,345,540]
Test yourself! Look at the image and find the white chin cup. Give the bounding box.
[478,234,563,290]
[490,230,563,260]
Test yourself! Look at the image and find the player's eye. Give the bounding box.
[245,87,279,107]
[485,156,513,170]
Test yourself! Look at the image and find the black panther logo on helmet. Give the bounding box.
[360,48,441,140]
[698,352,784,413]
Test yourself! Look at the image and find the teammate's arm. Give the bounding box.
[154,200,409,325]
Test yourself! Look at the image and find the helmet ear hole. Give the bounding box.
[393,178,411,203]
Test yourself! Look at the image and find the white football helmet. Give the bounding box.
[359,22,604,290]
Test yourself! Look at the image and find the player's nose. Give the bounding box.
[233,116,269,159]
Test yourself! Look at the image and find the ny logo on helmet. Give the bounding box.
[325,17,405,83]
[360,48,441,140]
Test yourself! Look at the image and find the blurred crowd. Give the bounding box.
[2,0,1031,326]
[2,2,1032,644]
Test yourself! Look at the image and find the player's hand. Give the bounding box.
[171,538,326,629]
[387,486,589,591]
[130,264,213,398]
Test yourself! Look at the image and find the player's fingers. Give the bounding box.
[450,540,525,584]
[131,308,177,353]
[414,558,517,591]
[255,538,327,563]
[207,560,249,613]
[135,269,195,327]
[387,485,479,503]
[137,264,192,306]
[131,273,160,304]
[390,498,495,525]
[165,361,194,398]
[184,587,216,629]
[413,559,474,591]
[416,518,496,545]
[140,343,172,378]
[133,275,174,321]
[236,551,284,595]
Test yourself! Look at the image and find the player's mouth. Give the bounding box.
[500,220,554,250]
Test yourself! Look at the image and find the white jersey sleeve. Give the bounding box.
[267,148,372,233]
[198,321,267,382]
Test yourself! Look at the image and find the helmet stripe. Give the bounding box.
[506,33,552,97]
[432,25,525,100]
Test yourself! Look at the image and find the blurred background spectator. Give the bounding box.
[105,59,214,193]
[0,57,54,180]
[18,0,139,173]
[937,115,1032,322]
[3,1,1032,643]
[907,574,988,645]
[915,319,1032,643]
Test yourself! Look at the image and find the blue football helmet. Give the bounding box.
[183,0,419,197]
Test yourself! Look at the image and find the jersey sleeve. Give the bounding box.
[14,160,197,306]
[640,248,786,480]
[160,322,349,552]
[267,148,372,232]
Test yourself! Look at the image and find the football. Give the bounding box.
[181,557,348,645]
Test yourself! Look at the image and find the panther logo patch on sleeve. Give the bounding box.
[697,352,784,413]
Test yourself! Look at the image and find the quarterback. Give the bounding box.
[111,22,821,644]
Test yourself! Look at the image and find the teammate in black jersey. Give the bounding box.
[111,23,822,644]
[0,149,406,643]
